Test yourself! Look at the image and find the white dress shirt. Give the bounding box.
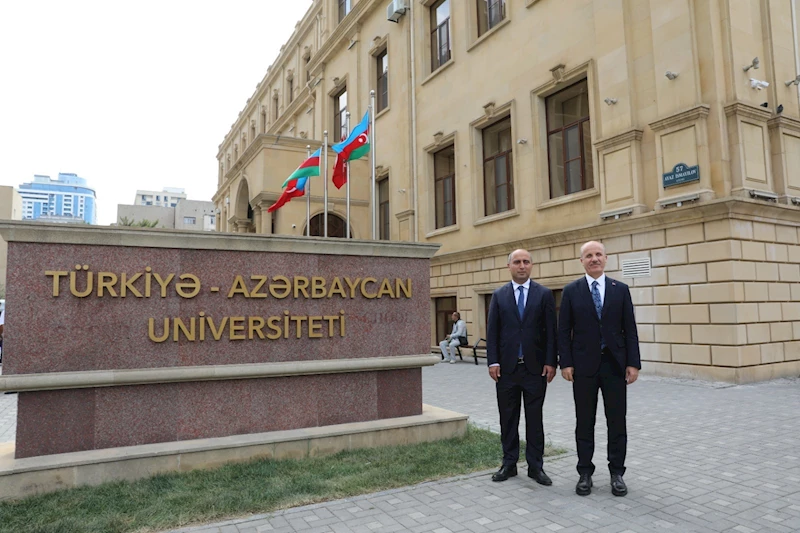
[512,279,531,308]
[585,273,606,305]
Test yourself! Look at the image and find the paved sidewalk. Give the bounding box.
[0,365,17,444]
[161,362,800,533]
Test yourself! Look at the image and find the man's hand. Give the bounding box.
[542,365,556,383]
[625,366,639,385]
[489,365,501,382]
[561,367,574,382]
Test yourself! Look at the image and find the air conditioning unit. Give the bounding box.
[387,0,408,23]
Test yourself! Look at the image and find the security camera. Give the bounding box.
[291,224,296,228]
[750,78,770,90]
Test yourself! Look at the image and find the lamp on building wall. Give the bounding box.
[750,78,770,90]
[665,71,679,80]
[604,97,618,105]
[743,57,760,72]
[786,75,800,87]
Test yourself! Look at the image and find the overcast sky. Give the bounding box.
[0,1,313,225]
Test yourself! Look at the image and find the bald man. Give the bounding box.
[486,249,557,484]
[558,241,641,497]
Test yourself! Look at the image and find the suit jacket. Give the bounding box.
[558,276,641,376]
[486,280,558,375]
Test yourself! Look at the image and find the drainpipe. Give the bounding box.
[793,1,800,110]
[409,3,419,241]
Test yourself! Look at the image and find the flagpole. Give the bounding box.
[323,131,329,238]
[345,111,351,240]
[305,145,311,237]
[369,90,376,240]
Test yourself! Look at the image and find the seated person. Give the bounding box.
[438,311,467,364]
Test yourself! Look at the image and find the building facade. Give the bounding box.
[0,186,23,292]
[214,0,800,383]
[117,199,216,231]
[18,173,97,224]
[135,187,188,208]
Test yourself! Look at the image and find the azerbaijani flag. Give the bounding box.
[281,149,321,187]
[268,149,321,213]
[331,111,370,189]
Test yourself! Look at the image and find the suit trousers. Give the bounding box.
[496,363,547,470]
[572,351,627,476]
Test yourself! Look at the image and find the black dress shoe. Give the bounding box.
[491,464,517,482]
[611,474,627,496]
[527,468,552,486]
[576,473,592,496]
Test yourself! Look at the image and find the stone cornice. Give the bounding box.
[649,104,710,132]
[594,128,644,151]
[221,135,327,187]
[429,198,800,265]
[0,355,440,393]
[221,3,323,147]
[724,101,772,122]
[307,0,381,77]
[767,114,800,133]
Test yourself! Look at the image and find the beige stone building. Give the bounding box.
[0,186,23,292]
[215,0,800,382]
[117,199,216,231]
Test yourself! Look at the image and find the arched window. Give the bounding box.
[308,213,352,238]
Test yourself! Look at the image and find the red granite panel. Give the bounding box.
[316,372,379,427]
[15,389,96,458]
[94,384,180,449]
[377,368,423,419]
[4,243,431,375]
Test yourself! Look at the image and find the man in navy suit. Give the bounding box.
[487,249,557,484]
[558,241,641,497]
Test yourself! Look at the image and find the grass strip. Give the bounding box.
[0,426,565,533]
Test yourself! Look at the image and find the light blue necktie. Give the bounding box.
[592,280,606,350]
[517,286,525,359]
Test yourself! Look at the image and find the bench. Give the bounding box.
[440,338,486,365]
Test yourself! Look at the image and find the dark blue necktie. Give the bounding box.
[592,280,605,350]
[517,286,525,359]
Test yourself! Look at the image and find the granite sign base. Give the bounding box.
[0,404,468,501]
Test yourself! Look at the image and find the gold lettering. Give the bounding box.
[283,311,290,338]
[69,266,93,298]
[199,311,206,340]
[324,315,337,337]
[45,270,68,297]
[377,278,395,299]
[360,277,378,299]
[294,276,310,298]
[148,317,170,342]
[327,276,347,298]
[270,276,291,299]
[145,267,152,297]
[249,316,266,339]
[266,316,281,339]
[153,272,174,297]
[250,275,268,298]
[308,316,322,338]
[396,278,412,298]
[207,316,229,340]
[227,275,250,298]
[97,272,118,297]
[291,315,307,338]
[344,277,360,298]
[121,272,142,298]
[229,317,246,340]
[311,277,326,298]
[340,311,346,337]
[176,274,200,298]
[173,317,196,341]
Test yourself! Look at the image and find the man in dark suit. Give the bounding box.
[558,241,641,497]
[487,249,557,484]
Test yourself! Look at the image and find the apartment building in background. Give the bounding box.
[18,173,97,224]
[214,0,800,383]
[135,187,188,208]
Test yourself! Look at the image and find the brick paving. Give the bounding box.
[2,361,800,532]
